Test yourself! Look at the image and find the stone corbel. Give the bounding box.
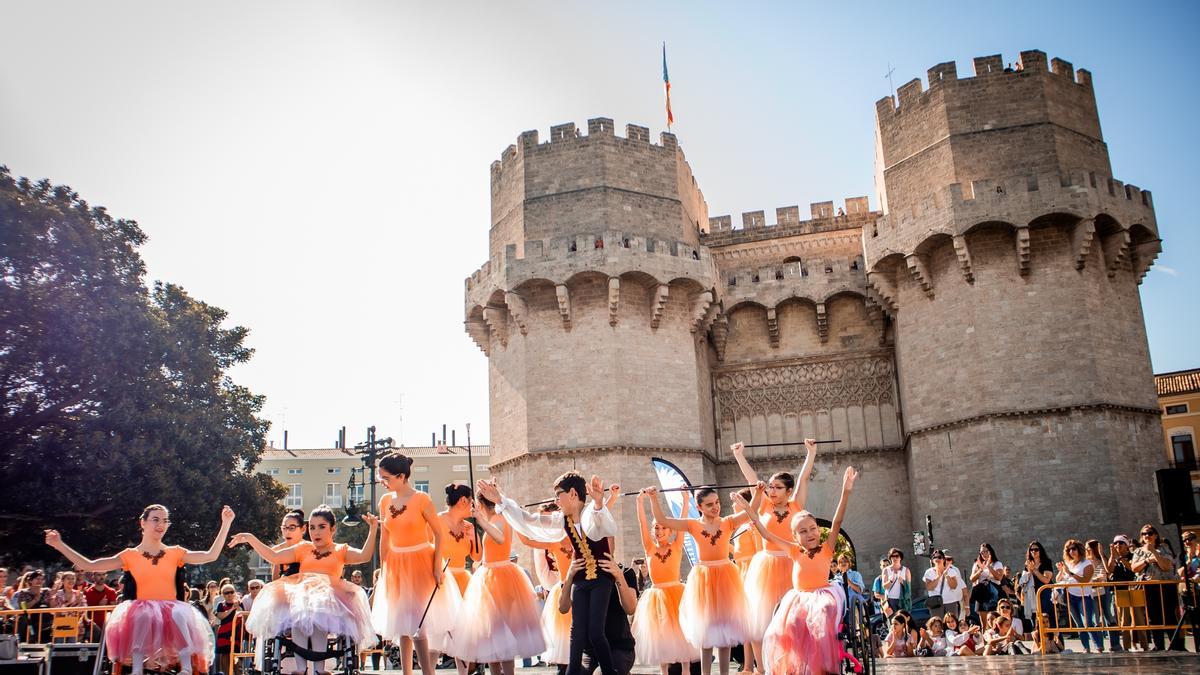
[555,284,572,328]
[952,235,974,283]
[650,284,670,329]
[482,306,508,348]
[1071,218,1096,271]
[465,318,491,356]
[504,291,528,335]
[816,303,828,343]
[1015,226,1031,276]
[1103,229,1131,278]
[905,254,934,298]
[866,272,898,313]
[1132,237,1162,284]
[608,277,620,326]
[710,314,729,361]
[690,291,714,333]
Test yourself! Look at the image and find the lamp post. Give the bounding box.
[348,425,393,576]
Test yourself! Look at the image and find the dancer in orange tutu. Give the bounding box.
[371,453,462,675]
[645,485,753,675]
[517,504,574,671]
[273,510,308,579]
[730,438,818,674]
[437,483,478,675]
[731,488,761,580]
[450,494,546,674]
[631,488,697,674]
[734,467,858,675]
[230,505,378,675]
[45,504,235,675]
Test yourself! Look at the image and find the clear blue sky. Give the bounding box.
[2,1,1196,447]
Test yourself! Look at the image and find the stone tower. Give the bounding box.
[865,50,1165,559]
[464,119,720,554]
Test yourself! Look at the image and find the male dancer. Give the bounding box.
[477,472,620,675]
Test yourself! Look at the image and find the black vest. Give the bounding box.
[564,513,612,581]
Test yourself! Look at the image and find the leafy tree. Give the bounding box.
[0,166,285,577]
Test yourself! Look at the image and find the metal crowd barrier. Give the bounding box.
[0,604,115,644]
[228,611,389,675]
[1036,579,1194,654]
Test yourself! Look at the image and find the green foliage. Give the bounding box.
[0,166,285,574]
[819,526,855,566]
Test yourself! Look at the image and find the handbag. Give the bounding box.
[926,573,946,613]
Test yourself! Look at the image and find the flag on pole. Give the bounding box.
[649,457,699,565]
[662,42,673,130]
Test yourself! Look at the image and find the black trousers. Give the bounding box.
[1146,584,1184,650]
[567,576,616,675]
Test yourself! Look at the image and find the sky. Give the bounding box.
[2,1,1197,449]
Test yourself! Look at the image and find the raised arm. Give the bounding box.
[477,478,566,543]
[183,506,235,565]
[730,442,759,484]
[732,486,795,550]
[228,532,300,566]
[344,513,379,565]
[644,487,691,532]
[476,512,507,545]
[44,531,122,573]
[581,475,619,540]
[823,466,858,554]
[791,438,818,510]
[518,532,558,551]
[636,492,656,557]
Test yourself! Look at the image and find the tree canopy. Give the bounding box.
[0,166,285,576]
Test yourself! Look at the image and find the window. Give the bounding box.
[476,464,490,472]
[327,467,341,475]
[414,481,429,494]
[414,465,429,473]
[286,484,302,508]
[288,468,303,475]
[1173,434,1196,471]
[452,465,468,472]
[325,483,343,508]
[266,468,280,476]
[1166,404,1189,415]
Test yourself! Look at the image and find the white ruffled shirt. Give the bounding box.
[495,496,618,544]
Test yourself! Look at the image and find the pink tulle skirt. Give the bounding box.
[744,550,795,640]
[762,584,844,675]
[372,542,462,651]
[679,560,750,649]
[632,581,696,666]
[105,600,213,672]
[449,561,546,663]
[245,573,377,650]
[541,582,572,665]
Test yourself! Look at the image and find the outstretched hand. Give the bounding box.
[587,475,605,504]
[804,438,817,452]
[476,478,501,504]
[730,441,745,456]
[44,529,62,548]
[227,533,254,548]
[842,466,859,491]
[221,505,235,524]
[641,486,658,497]
[361,512,379,528]
[731,492,751,510]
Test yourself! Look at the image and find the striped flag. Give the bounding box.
[662,42,673,130]
[649,457,699,565]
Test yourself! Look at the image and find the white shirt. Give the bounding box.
[1065,559,1094,597]
[923,565,964,604]
[882,565,910,599]
[495,496,619,544]
[972,560,1003,586]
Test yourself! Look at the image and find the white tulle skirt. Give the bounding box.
[541,582,572,665]
[244,573,377,650]
[371,542,462,653]
[632,581,696,666]
[105,600,214,672]
[449,561,547,663]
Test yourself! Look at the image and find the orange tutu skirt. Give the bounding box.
[449,561,547,662]
[679,560,749,649]
[541,582,572,665]
[448,566,471,596]
[763,585,844,675]
[744,550,795,640]
[371,542,462,651]
[632,581,696,665]
[734,555,755,579]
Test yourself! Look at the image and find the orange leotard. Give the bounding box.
[792,545,835,592]
[759,502,798,553]
[549,538,573,582]
[481,516,513,563]
[686,516,738,562]
[118,546,185,601]
[732,524,761,562]
[647,535,684,585]
[294,541,348,579]
[442,518,476,568]
[381,491,436,549]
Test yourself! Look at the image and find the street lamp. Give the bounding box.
[343,468,364,527]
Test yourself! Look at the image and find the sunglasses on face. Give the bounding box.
[223,591,235,596]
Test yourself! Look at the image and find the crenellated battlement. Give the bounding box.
[875,49,1093,118]
[704,197,877,246]
[721,255,868,309]
[488,117,682,183]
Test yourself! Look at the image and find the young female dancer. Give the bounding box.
[730,438,817,675]
[645,485,752,675]
[733,466,858,675]
[436,483,479,675]
[451,494,546,675]
[371,453,462,675]
[632,489,697,674]
[274,509,308,579]
[730,488,761,580]
[230,505,377,675]
[516,504,573,671]
[44,504,235,675]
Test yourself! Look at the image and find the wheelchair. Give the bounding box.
[838,596,876,675]
[257,633,360,675]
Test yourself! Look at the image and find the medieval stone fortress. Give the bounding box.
[463,49,1165,569]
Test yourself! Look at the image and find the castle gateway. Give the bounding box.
[464,50,1166,570]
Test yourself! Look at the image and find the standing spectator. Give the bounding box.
[880,548,912,614]
[632,558,651,595]
[1086,539,1121,652]
[240,579,263,612]
[1180,531,1200,584]
[1131,524,1183,651]
[970,543,1004,626]
[1105,534,1147,652]
[202,580,220,621]
[13,569,52,641]
[922,549,963,619]
[214,584,240,665]
[350,569,366,591]
[1017,541,1057,652]
[50,570,85,608]
[1058,539,1100,653]
[82,572,117,641]
[871,557,889,615]
[835,554,866,606]
[0,568,12,609]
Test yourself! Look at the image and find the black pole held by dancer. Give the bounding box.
[741,439,841,448]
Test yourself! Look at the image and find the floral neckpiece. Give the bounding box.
[140,550,166,565]
[312,545,335,560]
[654,547,674,564]
[700,527,723,546]
[388,502,408,519]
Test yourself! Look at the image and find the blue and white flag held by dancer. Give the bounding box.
[650,457,699,565]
